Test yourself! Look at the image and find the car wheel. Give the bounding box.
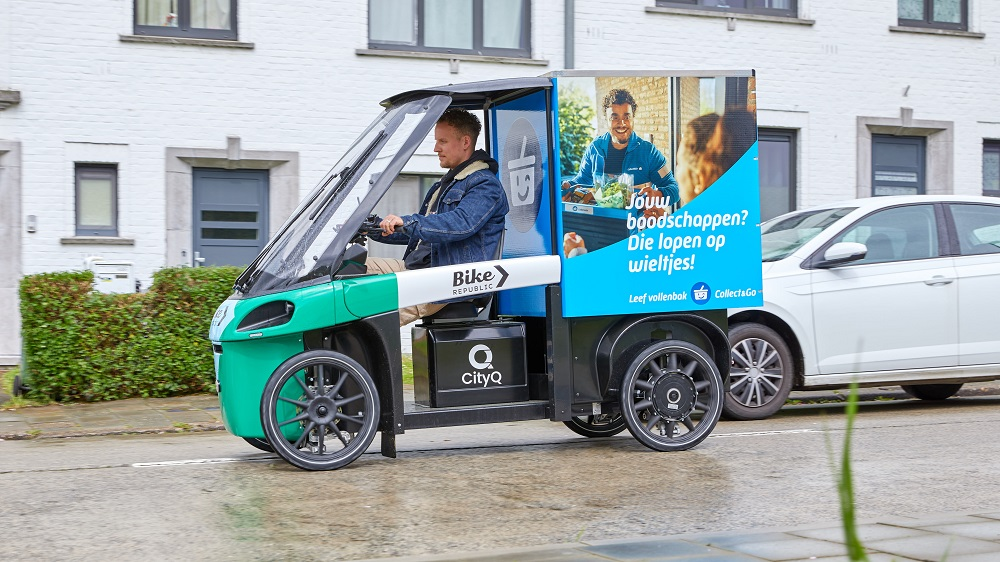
[261,350,380,471]
[724,323,795,421]
[563,413,627,438]
[901,383,963,401]
[619,340,723,452]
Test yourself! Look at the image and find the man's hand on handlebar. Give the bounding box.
[379,214,404,235]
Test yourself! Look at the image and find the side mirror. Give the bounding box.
[815,242,867,269]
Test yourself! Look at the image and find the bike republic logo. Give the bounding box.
[463,344,504,387]
[452,265,509,297]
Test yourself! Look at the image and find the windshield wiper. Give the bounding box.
[309,131,386,222]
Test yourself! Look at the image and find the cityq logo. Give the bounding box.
[463,344,503,387]
[691,282,711,305]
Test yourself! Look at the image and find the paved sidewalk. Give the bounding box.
[351,510,1000,562]
[0,394,224,439]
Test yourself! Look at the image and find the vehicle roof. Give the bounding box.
[794,194,1000,212]
[380,77,553,108]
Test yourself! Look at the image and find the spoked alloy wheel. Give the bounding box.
[724,323,794,421]
[563,413,627,438]
[620,340,723,451]
[261,350,380,471]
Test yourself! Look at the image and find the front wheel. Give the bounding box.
[261,350,380,471]
[563,413,626,438]
[901,383,963,401]
[620,340,723,452]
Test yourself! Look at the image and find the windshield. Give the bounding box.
[760,207,855,262]
[234,96,449,296]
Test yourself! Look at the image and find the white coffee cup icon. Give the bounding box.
[508,136,535,207]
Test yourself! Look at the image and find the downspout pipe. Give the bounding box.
[564,0,574,69]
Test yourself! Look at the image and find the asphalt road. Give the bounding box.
[3,394,1000,561]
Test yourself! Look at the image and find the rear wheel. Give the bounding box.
[563,413,626,438]
[724,323,794,421]
[261,350,380,471]
[901,383,963,401]
[619,340,723,452]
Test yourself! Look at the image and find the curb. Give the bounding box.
[0,422,226,441]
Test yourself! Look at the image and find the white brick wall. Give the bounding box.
[1,0,999,358]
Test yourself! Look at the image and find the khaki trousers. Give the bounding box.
[365,257,445,326]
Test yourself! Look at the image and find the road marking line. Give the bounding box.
[132,456,271,467]
[710,428,822,438]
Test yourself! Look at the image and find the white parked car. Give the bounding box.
[724,195,1000,420]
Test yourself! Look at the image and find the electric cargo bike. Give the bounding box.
[209,72,764,470]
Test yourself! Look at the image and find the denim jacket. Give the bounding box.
[568,132,680,207]
[379,152,508,268]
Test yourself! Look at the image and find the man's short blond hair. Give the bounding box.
[438,108,481,145]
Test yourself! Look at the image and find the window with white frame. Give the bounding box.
[898,0,967,31]
[985,141,1000,197]
[134,0,238,40]
[656,0,797,18]
[758,129,796,221]
[76,164,119,237]
[369,0,531,58]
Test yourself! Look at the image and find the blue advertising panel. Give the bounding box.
[491,89,552,317]
[555,72,763,317]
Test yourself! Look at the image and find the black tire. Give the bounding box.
[563,413,627,438]
[242,437,274,453]
[619,340,723,452]
[261,350,380,471]
[901,383,963,401]
[724,323,795,421]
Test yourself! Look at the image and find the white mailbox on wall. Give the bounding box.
[85,257,135,294]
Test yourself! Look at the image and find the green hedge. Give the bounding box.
[19,266,242,402]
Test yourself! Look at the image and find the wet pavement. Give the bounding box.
[4,383,1000,561]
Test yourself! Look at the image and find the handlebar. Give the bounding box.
[350,216,384,245]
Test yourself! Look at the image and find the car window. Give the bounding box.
[831,204,938,265]
[949,203,1000,256]
[760,207,854,262]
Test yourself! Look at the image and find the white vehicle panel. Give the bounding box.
[955,254,1000,365]
[809,258,958,375]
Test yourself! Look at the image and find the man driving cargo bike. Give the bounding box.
[209,72,763,470]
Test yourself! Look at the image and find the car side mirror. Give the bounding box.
[815,242,867,269]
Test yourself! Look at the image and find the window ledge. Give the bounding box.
[356,48,549,66]
[645,6,814,25]
[889,26,984,38]
[119,35,254,49]
[61,236,135,246]
[0,89,21,110]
